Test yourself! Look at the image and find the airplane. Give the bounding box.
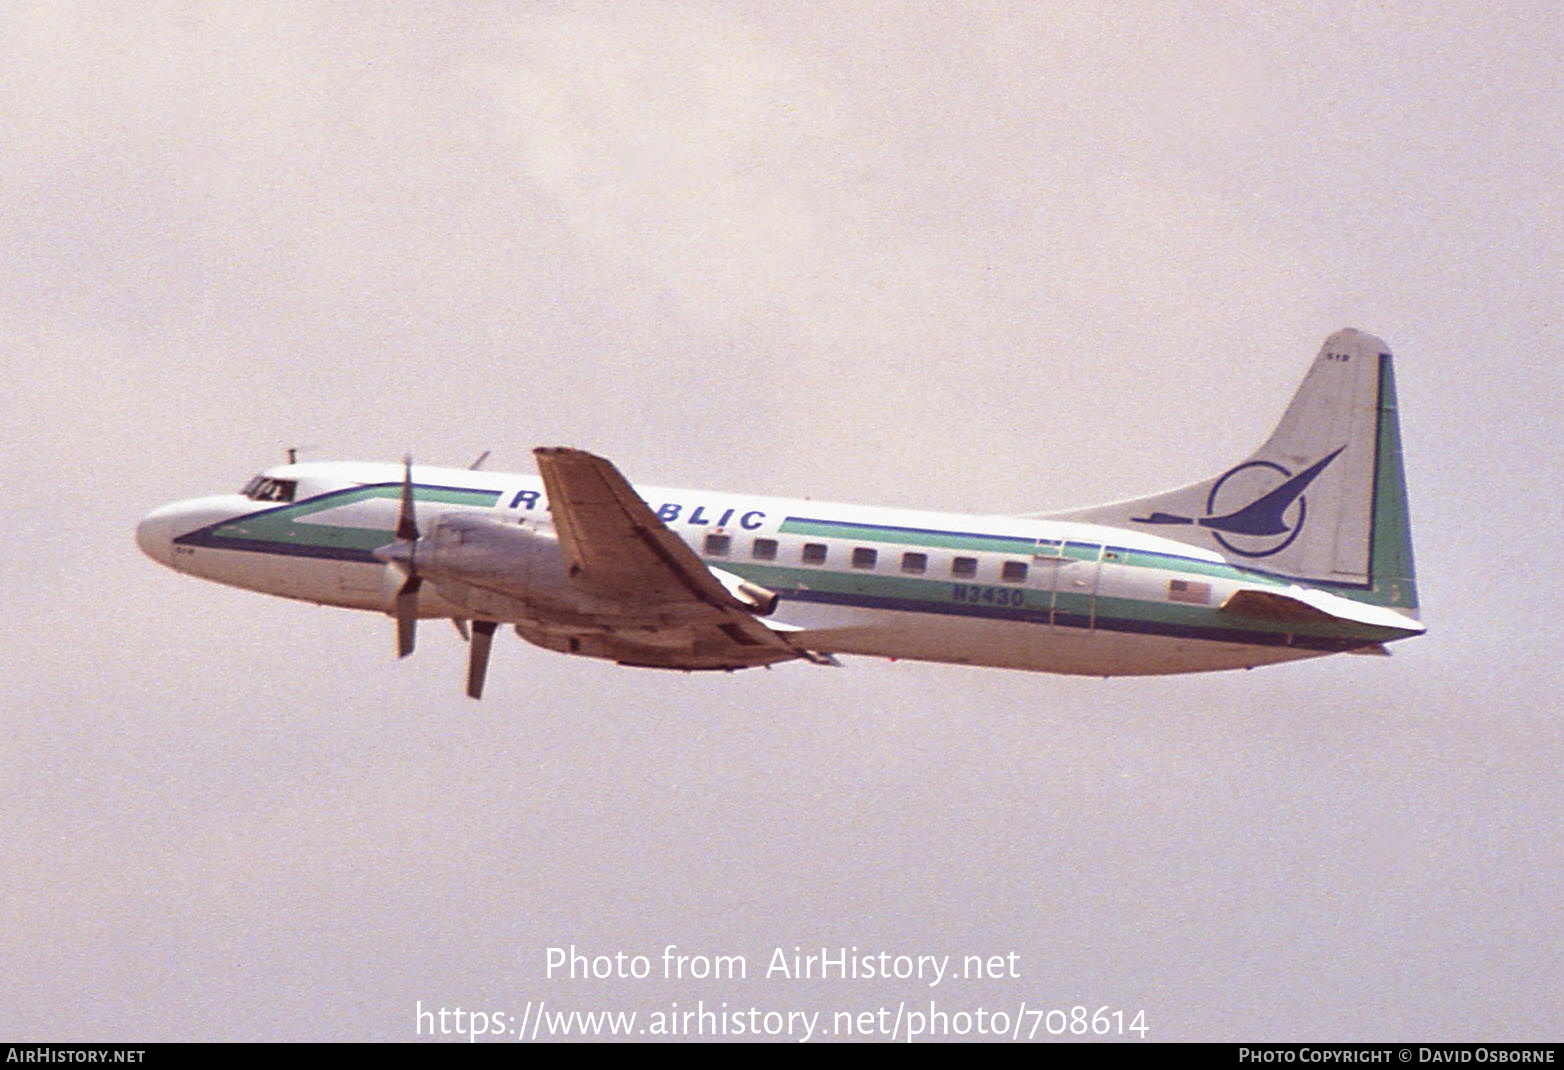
[135,328,1423,698]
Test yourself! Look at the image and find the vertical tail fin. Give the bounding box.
[1050,329,1419,615]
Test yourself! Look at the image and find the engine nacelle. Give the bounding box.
[407,513,617,622]
[400,512,781,640]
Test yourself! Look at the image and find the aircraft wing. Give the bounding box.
[535,447,751,607]
[532,447,802,665]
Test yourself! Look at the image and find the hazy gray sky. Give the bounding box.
[4,1,1561,1041]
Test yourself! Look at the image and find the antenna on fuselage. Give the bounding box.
[468,450,491,470]
[286,447,298,464]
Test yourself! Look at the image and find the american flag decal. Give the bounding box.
[1167,578,1212,604]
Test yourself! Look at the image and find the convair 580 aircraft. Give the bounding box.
[136,329,1423,698]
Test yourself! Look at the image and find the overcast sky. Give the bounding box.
[4,1,1561,1042]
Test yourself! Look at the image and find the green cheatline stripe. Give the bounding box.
[721,561,1372,641]
[776,517,1286,589]
[210,484,500,553]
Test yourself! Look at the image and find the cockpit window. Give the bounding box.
[241,476,297,503]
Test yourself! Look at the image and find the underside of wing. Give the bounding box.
[512,618,804,671]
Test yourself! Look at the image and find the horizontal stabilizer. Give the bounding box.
[1220,584,1424,637]
[1220,588,1337,623]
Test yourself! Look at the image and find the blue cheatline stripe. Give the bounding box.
[776,587,1386,653]
[173,533,383,563]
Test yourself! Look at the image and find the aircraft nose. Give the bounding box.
[135,502,185,566]
[136,493,256,571]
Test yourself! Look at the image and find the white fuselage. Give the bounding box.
[136,460,1422,677]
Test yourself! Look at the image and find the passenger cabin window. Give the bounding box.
[703,533,731,556]
[802,543,828,565]
[901,552,927,575]
[1001,561,1029,583]
[851,547,877,569]
[241,476,297,503]
[751,537,778,561]
[952,556,978,578]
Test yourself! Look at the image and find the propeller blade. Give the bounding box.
[467,620,497,700]
[394,574,422,658]
[379,458,425,660]
[396,454,419,542]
